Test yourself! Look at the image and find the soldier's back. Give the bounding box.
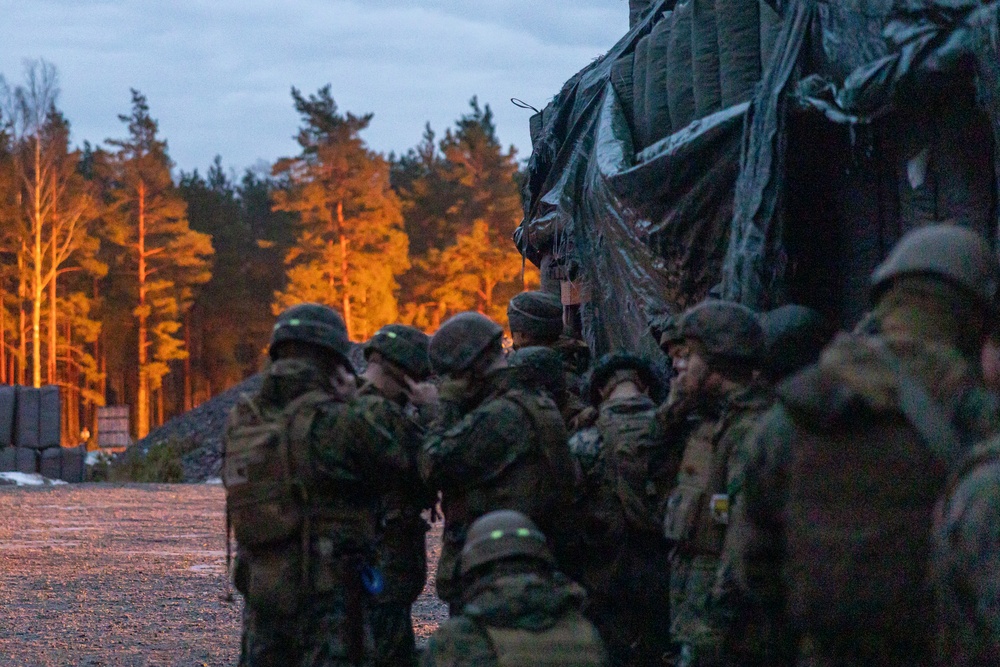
[422,572,608,667]
[933,438,1000,667]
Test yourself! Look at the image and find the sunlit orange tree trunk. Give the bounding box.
[102,90,212,438]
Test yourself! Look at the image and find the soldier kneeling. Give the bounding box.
[422,510,609,667]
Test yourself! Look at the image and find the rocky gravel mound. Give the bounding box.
[130,374,262,482]
[129,345,368,483]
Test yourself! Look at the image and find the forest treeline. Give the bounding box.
[0,60,534,443]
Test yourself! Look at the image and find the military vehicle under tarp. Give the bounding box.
[516,0,1000,356]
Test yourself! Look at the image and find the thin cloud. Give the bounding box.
[0,0,627,172]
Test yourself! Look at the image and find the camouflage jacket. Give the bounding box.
[227,360,411,610]
[933,438,1000,667]
[354,382,434,605]
[727,332,1000,666]
[664,382,772,654]
[420,368,574,607]
[422,571,608,667]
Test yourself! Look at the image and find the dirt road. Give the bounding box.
[0,483,446,666]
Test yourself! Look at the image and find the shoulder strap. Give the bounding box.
[870,341,963,466]
[942,440,1000,504]
[505,390,573,489]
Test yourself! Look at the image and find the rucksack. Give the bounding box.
[599,397,664,535]
[483,609,609,667]
[223,388,330,549]
[781,341,964,658]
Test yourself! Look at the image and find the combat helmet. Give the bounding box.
[270,303,351,361]
[365,324,432,380]
[870,224,998,306]
[429,312,504,375]
[675,300,764,363]
[508,346,567,399]
[761,305,833,381]
[587,353,660,406]
[460,510,554,576]
[508,291,564,342]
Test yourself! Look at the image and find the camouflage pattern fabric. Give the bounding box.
[569,394,676,666]
[420,368,574,609]
[355,382,434,666]
[668,383,772,667]
[422,571,608,667]
[727,325,1000,667]
[230,360,411,667]
[933,439,1000,667]
[240,591,374,667]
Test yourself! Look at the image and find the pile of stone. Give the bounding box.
[130,344,367,483]
[129,374,263,483]
[0,385,86,483]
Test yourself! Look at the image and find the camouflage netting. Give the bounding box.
[517,0,1000,355]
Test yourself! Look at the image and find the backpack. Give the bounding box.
[599,397,664,535]
[483,609,609,667]
[223,388,330,549]
[781,342,964,658]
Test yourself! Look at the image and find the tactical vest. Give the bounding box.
[223,386,330,613]
[483,610,608,667]
[598,398,663,535]
[781,350,964,662]
[505,389,574,502]
[662,417,725,554]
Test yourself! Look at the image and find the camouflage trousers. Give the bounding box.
[240,594,374,667]
[369,600,417,667]
[670,555,728,667]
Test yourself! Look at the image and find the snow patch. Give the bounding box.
[0,472,68,487]
[203,477,222,485]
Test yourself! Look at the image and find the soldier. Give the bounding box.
[507,346,574,427]
[224,303,410,667]
[508,290,591,423]
[422,510,609,667]
[356,325,438,667]
[758,305,834,386]
[659,300,772,667]
[729,225,1000,667]
[933,437,1000,666]
[569,353,676,666]
[420,312,576,611]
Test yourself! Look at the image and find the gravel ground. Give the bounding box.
[0,484,445,666]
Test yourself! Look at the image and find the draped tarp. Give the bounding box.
[518,0,1000,353]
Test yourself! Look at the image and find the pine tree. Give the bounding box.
[273,86,408,341]
[394,98,532,329]
[100,90,212,438]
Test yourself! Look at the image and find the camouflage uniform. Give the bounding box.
[934,439,1000,667]
[728,226,1000,667]
[358,325,436,667]
[228,304,411,667]
[566,354,676,665]
[421,366,575,609]
[508,291,591,428]
[422,312,575,610]
[659,301,772,667]
[668,383,772,667]
[422,510,609,667]
[231,361,410,667]
[355,382,433,667]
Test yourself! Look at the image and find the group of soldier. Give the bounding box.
[222,222,1000,666]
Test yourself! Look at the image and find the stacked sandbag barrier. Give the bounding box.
[692,0,722,117]
[625,0,781,152]
[666,2,696,131]
[0,385,84,482]
[647,13,674,145]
